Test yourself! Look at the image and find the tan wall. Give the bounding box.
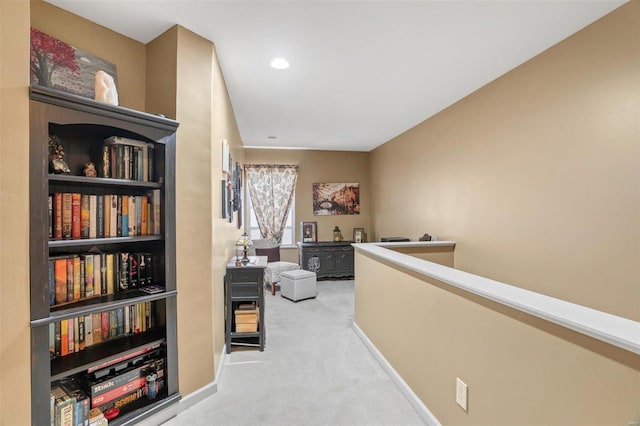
[244,149,371,263]
[211,43,245,368]
[146,25,217,396]
[0,1,32,424]
[30,0,146,111]
[389,245,455,267]
[355,252,640,425]
[370,2,640,321]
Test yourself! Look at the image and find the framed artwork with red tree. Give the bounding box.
[30,27,118,103]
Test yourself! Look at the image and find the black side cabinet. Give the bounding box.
[225,256,267,353]
[298,242,354,280]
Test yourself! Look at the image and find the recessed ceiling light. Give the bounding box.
[270,58,290,70]
[267,136,277,139]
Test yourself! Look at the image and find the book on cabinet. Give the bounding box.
[30,86,179,426]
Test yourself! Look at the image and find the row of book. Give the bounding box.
[48,191,161,241]
[49,301,154,359]
[51,343,164,426]
[49,252,156,307]
[103,136,156,182]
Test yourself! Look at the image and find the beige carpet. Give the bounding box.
[162,280,426,426]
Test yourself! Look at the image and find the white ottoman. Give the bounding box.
[280,269,317,302]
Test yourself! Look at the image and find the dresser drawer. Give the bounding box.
[229,282,260,298]
[227,268,263,283]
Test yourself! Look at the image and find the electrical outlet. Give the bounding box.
[456,377,468,412]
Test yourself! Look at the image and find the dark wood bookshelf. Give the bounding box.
[29,86,180,425]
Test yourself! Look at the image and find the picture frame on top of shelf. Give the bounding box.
[353,227,366,243]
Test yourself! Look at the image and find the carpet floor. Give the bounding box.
[162,280,426,426]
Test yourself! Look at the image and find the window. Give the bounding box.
[248,195,295,246]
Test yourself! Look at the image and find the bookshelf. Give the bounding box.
[29,86,180,425]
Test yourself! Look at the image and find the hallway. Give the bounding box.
[163,280,426,426]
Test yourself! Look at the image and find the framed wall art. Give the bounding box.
[312,183,360,215]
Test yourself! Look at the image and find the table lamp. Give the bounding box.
[236,233,253,264]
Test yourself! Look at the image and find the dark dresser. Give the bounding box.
[298,241,354,280]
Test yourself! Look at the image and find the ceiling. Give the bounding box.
[45,0,625,152]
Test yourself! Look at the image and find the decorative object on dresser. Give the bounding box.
[235,233,253,265]
[332,226,343,242]
[225,256,267,353]
[419,233,432,241]
[301,221,317,243]
[251,238,301,295]
[30,85,179,426]
[353,228,366,243]
[312,182,360,215]
[298,241,354,280]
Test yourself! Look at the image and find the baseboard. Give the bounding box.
[137,345,227,425]
[352,322,441,426]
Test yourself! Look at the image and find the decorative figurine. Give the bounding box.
[419,233,432,241]
[48,135,70,174]
[333,226,343,242]
[83,161,97,177]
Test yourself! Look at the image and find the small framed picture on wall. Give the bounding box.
[301,221,317,243]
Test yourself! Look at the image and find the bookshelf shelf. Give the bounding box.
[49,174,163,189]
[49,235,162,249]
[29,86,180,425]
[51,330,165,380]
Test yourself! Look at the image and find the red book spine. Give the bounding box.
[71,193,81,239]
[54,193,63,240]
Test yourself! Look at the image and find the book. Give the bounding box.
[89,195,97,239]
[62,193,72,239]
[49,195,53,239]
[78,315,86,351]
[109,310,118,339]
[85,314,93,347]
[103,195,110,238]
[118,252,129,291]
[92,313,102,344]
[79,256,86,299]
[92,254,101,297]
[54,321,61,357]
[152,189,161,235]
[140,196,148,235]
[51,385,75,426]
[109,195,117,238]
[101,145,110,178]
[86,343,160,374]
[83,254,94,297]
[128,196,136,235]
[54,192,63,240]
[116,195,122,237]
[96,195,104,238]
[68,317,75,354]
[80,194,90,239]
[121,195,129,237]
[71,193,81,240]
[138,285,164,295]
[128,253,139,289]
[66,257,74,302]
[59,380,89,426]
[60,319,69,356]
[49,323,55,359]
[105,254,115,295]
[73,256,81,301]
[101,311,110,341]
[99,253,107,295]
[49,259,56,306]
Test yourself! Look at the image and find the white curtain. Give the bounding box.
[245,164,298,244]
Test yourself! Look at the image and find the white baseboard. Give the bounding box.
[352,322,441,426]
[138,345,227,425]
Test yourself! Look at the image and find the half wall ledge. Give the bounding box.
[353,242,640,355]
